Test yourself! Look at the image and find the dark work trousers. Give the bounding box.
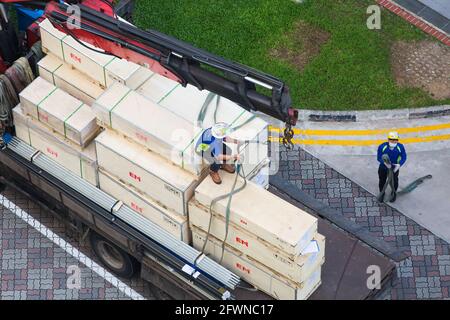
[378,166,399,193]
[198,143,232,173]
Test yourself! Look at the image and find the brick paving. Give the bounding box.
[0,187,153,300]
[277,145,450,299]
[2,145,450,300]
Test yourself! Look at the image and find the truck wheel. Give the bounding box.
[90,232,139,279]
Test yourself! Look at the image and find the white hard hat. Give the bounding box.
[387,131,399,140]
[211,122,231,139]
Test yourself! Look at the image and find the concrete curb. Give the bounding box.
[257,105,450,123]
[377,0,450,46]
[296,105,450,122]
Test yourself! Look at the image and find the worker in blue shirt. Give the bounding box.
[195,123,241,185]
[377,131,407,202]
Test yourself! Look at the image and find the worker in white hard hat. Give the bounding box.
[377,131,407,202]
[195,122,241,185]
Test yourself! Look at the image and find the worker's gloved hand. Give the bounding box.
[385,163,392,169]
[393,164,400,173]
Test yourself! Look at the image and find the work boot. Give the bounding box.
[389,192,397,203]
[221,164,236,174]
[209,170,222,184]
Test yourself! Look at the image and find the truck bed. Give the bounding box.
[0,139,395,300]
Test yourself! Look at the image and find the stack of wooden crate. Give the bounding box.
[15,76,99,185]
[26,18,326,299]
[189,173,325,300]
[136,74,271,187]
[39,19,153,91]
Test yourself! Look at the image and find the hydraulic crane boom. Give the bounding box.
[1,0,298,144]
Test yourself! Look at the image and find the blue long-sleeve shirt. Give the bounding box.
[377,142,407,168]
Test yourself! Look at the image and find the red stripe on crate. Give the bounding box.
[376,0,450,46]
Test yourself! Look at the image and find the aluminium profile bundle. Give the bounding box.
[7,136,240,291]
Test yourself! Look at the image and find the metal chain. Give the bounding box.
[282,122,294,149]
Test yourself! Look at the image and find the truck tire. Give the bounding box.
[89,232,139,279]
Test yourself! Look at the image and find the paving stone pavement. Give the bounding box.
[276,145,450,300]
[0,187,153,300]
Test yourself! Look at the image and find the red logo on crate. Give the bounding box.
[131,202,143,214]
[46,147,58,158]
[240,219,248,226]
[135,132,149,142]
[39,112,49,122]
[236,237,249,248]
[236,262,251,274]
[129,172,141,182]
[70,53,82,63]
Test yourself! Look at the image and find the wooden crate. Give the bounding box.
[136,73,179,102]
[192,227,323,300]
[39,18,66,60]
[189,199,325,283]
[19,76,55,120]
[137,80,269,178]
[93,82,205,176]
[13,106,98,186]
[195,172,318,255]
[104,58,154,90]
[39,18,151,89]
[94,129,203,215]
[38,54,105,106]
[98,169,190,243]
[61,36,116,87]
[19,77,98,147]
[37,53,63,83]
[13,105,31,144]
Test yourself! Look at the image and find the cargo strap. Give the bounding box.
[109,88,133,127]
[63,102,84,139]
[36,87,58,122]
[194,159,248,266]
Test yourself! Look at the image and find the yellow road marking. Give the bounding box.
[269,122,450,136]
[269,133,450,146]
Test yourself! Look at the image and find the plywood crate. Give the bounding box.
[39,18,152,89]
[19,77,98,147]
[104,58,154,89]
[18,76,55,120]
[95,129,202,215]
[13,104,31,144]
[93,82,205,176]
[13,106,98,186]
[192,227,323,300]
[38,54,105,106]
[189,199,325,282]
[195,172,318,255]
[136,73,179,102]
[39,18,66,60]
[98,169,190,243]
[138,79,269,177]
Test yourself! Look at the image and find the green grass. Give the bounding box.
[134,0,450,111]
